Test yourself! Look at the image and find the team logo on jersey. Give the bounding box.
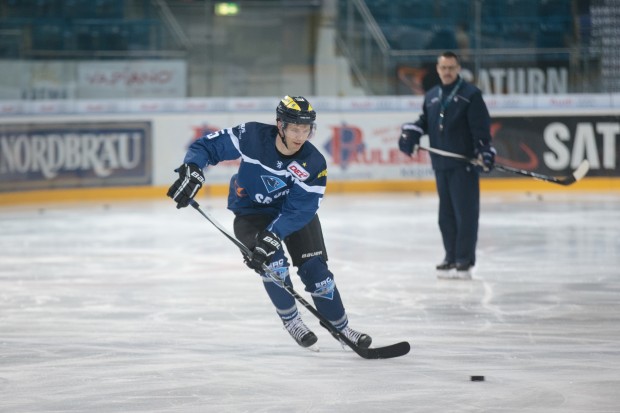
[261,175,287,193]
[287,161,310,181]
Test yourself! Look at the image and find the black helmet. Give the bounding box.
[276,96,316,125]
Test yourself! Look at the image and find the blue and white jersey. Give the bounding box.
[184,122,327,239]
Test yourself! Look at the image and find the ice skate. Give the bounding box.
[437,262,473,280]
[340,325,372,349]
[436,260,456,278]
[284,315,319,352]
[435,260,456,271]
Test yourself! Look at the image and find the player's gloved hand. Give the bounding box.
[167,163,205,209]
[398,123,421,156]
[476,144,496,172]
[247,230,282,272]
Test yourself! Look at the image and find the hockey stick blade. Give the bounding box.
[318,321,410,359]
[418,145,589,186]
[189,199,411,359]
[351,340,410,359]
[569,159,590,182]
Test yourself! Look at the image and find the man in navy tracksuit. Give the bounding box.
[399,51,496,279]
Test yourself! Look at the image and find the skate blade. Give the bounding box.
[437,271,472,280]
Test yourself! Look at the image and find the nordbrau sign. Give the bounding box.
[0,121,152,192]
[489,115,620,178]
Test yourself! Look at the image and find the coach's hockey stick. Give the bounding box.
[418,145,589,186]
[189,199,410,359]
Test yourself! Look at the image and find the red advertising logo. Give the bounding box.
[287,161,310,181]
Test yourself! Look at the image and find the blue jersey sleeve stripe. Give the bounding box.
[294,179,326,195]
[226,127,240,149]
[240,155,288,177]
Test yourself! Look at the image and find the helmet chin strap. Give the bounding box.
[277,122,289,149]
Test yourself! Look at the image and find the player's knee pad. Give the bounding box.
[297,256,336,300]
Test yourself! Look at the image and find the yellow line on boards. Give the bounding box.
[0,178,618,206]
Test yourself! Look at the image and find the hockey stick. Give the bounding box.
[418,145,589,186]
[189,199,410,359]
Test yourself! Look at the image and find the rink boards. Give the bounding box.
[0,96,619,204]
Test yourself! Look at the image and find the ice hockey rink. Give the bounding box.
[0,191,618,413]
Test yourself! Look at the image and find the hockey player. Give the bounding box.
[167,96,371,352]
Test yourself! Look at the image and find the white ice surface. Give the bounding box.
[0,192,619,412]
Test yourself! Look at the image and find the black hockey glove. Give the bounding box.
[476,143,496,172]
[167,163,205,209]
[399,123,421,156]
[247,230,282,272]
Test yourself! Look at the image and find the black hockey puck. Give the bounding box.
[470,375,485,382]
